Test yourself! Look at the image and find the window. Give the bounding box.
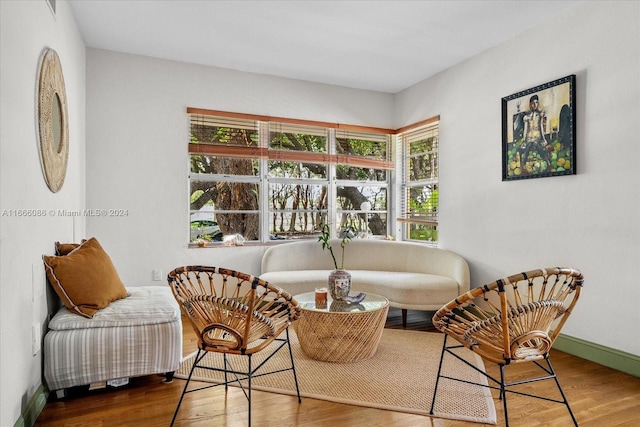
[189,114,261,241]
[188,109,393,244]
[398,118,439,244]
[335,129,390,238]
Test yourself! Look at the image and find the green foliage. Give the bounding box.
[336,164,386,182]
[271,132,327,152]
[318,221,355,269]
[410,224,438,242]
[410,138,434,154]
[408,187,438,216]
[339,137,386,157]
[190,190,204,204]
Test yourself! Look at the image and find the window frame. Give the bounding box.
[397,117,440,245]
[188,108,395,245]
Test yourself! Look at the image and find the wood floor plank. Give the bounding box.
[34,309,640,426]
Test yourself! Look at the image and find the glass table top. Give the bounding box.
[295,291,388,313]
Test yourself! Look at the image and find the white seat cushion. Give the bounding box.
[49,286,179,330]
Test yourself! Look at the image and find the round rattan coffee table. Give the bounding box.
[294,292,389,363]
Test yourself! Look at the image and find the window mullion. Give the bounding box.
[259,120,270,243]
[327,128,337,238]
[398,134,409,240]
[335,179,387,188]
[189,173,260,183]
[390,134,400,239]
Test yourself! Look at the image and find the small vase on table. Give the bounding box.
[329,268,352,301]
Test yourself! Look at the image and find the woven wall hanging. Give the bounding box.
[37,47,69,193]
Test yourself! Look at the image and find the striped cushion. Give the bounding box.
[44,286,182,391]
[49,286,179,330]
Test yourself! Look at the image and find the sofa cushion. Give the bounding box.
[43,237,128,318]
[351,270,461,308]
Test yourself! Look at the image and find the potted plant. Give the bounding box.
[318,223,352,270]
[318,222,356,301]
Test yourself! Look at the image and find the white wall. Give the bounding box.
[0,1,86,426]
[396,1,640,355]
[84,49,394,285]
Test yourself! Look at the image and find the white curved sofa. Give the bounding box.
[260,239,470,325]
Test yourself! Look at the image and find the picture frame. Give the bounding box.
[502,75,576,181]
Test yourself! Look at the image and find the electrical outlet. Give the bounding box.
[152,269,162,281]
[32,323,42,355]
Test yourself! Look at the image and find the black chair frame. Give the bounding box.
[171,329,300,426]
[430,334,578,427]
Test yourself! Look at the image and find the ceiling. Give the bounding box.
[69,0,584,94]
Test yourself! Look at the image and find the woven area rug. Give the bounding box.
[175,328,497,424]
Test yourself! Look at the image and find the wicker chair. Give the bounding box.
[430,267,583,427]
[167,266,302,426]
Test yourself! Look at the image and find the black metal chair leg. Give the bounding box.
[286,328,302,403]
[500,364,509,427]
[170,333,302,427]
[224,353,229,391]
[171,349,202,426]
[429,334,448,415]
[247,354,252,426]
[546,358,578,426]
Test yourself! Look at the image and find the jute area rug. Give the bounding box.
[175,328,497,425]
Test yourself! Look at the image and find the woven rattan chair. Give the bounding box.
[167,266,302,426]
[430,267,583,427]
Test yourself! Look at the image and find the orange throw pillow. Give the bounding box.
[55,241,81,256]
[43,237,128,318]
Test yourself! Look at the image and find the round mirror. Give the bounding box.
[37,48,69,193]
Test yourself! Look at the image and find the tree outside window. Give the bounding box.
[399,121,439,244]
[188,111,393,244]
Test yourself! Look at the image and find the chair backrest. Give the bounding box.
[433,267,583,364]
[167,266,300,353]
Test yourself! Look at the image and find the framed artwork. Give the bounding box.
[502,75,576,181]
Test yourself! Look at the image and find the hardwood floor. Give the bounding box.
[35,308,640,426]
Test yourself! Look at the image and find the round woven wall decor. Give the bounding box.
[37,48,69,193]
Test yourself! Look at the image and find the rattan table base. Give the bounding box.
[294,294,389,363]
